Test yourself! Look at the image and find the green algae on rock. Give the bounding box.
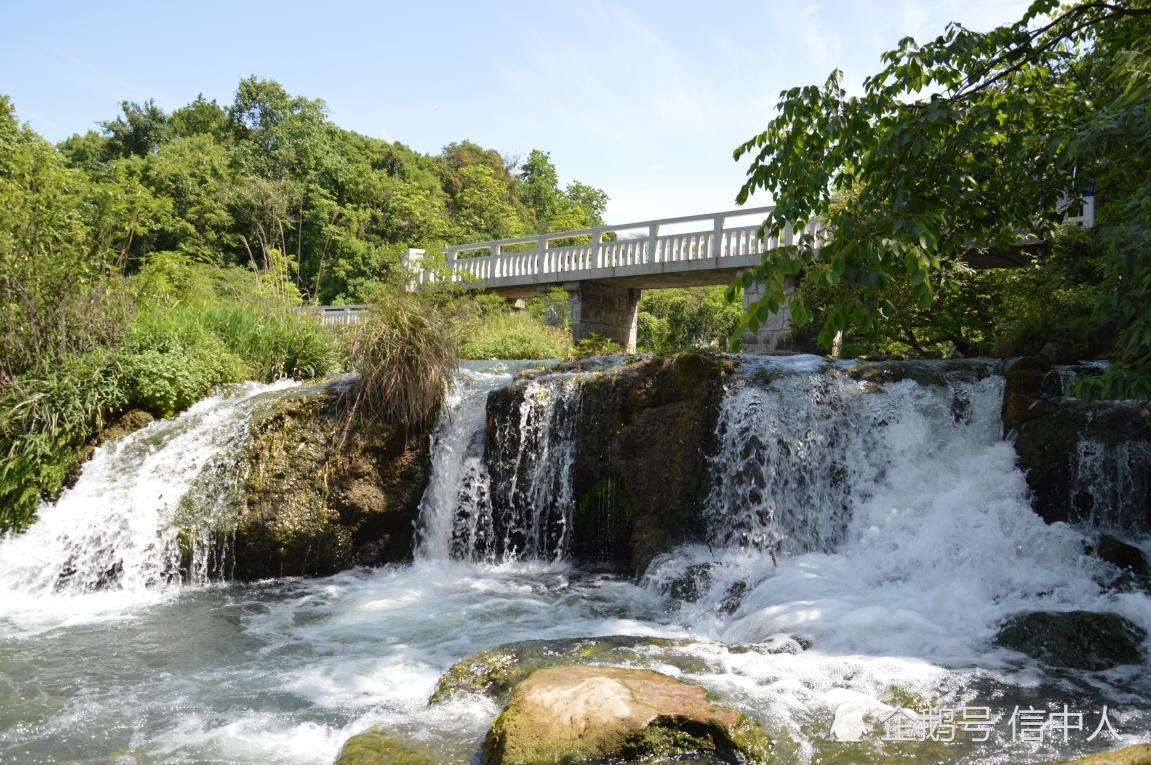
[335,729,438,765]
[995,610,1146,670]
[233,379,433,579]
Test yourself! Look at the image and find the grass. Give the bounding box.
[343,288,458,428]
[460,310,571,360]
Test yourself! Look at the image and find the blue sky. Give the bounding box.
[4,0,1029,223]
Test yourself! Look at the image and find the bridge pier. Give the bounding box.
[741,276,796,353]
[565,281,639,352]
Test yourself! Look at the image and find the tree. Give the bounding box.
[732,0,1150,395]
[101,99,170,158]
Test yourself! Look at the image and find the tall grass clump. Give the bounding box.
[0,352,127,531]
[343,288,458,428]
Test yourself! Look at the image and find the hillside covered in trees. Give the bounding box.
[40,76,607,305]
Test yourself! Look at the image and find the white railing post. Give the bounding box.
[489,244,501,279]
[647,224,660,264]
[591,230,602,269]
[537,236,548,274]
[403,248,426,291]
[712,215,725,261]
[445,247,458,283]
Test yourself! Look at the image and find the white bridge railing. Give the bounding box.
[406,206,826,290]
[404,194,1095,291]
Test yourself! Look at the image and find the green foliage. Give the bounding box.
[460,307,571,360]
[571,334,623,358]
[733,0,1151,395]
[637,287,743,354]
[0,76,608,530]
[0,353,127,532]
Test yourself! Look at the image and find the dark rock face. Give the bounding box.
[482,353,731,574]
[570,353,732,574]
[995,610,1146,670]
[1088,533,1151,593]
[232,382,432,580]
[1003,357,1151,534]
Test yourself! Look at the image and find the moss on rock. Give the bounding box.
[568,352,732,574]
[429,635,708,705]
[1002,357,1151,531]
[335,729,437,765]
[481,665,770,765]
[995,610,1146,670]
[232,379,432,580]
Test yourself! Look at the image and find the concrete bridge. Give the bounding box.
[402,196,1095,352]
[405,206,810,352]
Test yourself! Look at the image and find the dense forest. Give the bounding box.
[41,77,607,305]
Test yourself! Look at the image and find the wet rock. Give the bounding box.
[232,380,433,580]
[486,352,731,574]
[995,610,1146,670]
[1089,534,1151,593]
[429,635,708,704]
[481,665,771,765]
[66,409,157,488]
[98,409,156,443]
[660,562,714,603]
[727,634,811,655]
[1003,357,1151,533]
[1052,743,1151,764]
[717,580,750,615]
[335,729,436,765]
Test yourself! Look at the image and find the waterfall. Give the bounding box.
[1071,437,1151,534]
[703,358,1003,556]
[415,364,582,563]
[414,366,506,560]
[0,381,296,602]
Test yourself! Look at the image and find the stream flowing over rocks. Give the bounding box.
[0,354,1150,764]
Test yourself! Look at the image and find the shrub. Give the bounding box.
[0,352,127,532]
[460,311,571,359]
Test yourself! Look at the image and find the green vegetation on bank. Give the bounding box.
[733,0,1151,396]
[0,79,607,533]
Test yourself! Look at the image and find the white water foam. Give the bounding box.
[0,380,297,634]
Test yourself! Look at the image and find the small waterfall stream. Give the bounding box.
[416,365,583,563]
[0,381,296,617]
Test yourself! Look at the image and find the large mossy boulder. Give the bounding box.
[232,380,432,580]
[994,610,1147,670]
[335,729,436,765]
[1002,357,1151,534]
[481,665,771,765]
[429,635,707,705]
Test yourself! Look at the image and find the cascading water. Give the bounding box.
[416,364,581,563]
[0,380,296,626]
[1,357,1148,765]
[1071,436,1151,535]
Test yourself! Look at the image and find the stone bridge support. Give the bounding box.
[741,275,796,353]
[565,281,640,352]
